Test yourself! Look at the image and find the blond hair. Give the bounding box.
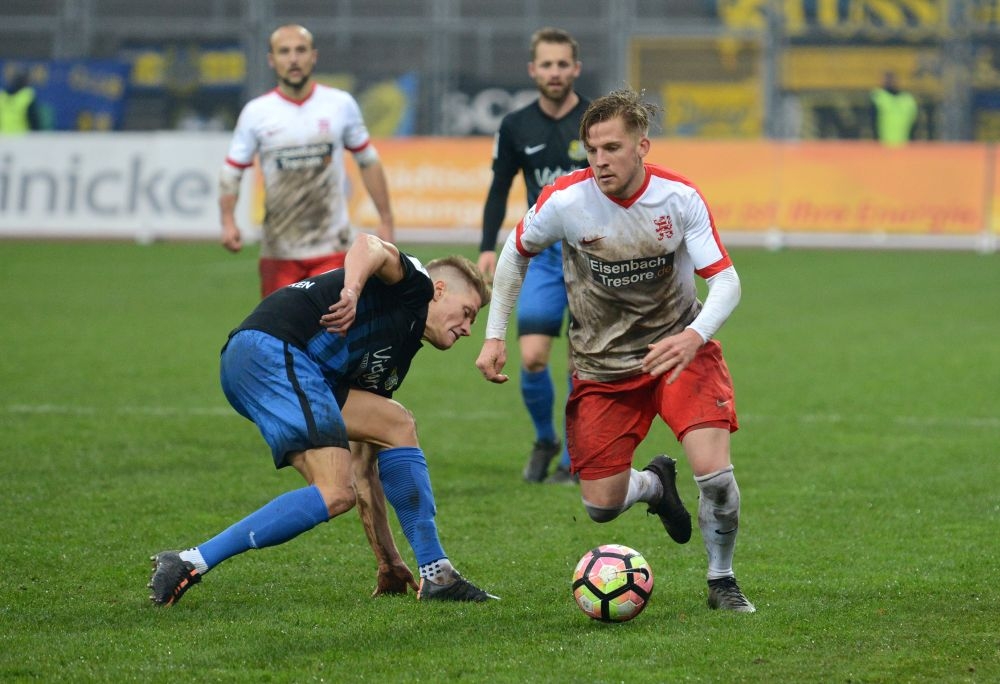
[579,87,660,144]
[426,255,492,306]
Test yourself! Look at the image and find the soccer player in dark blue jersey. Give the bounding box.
[478,28,589,484]
[149,235,497,605]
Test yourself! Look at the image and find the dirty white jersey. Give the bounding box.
[225,83,371,259]
[512,164,733,381]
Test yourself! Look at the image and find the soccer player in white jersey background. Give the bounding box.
[218,24,395,298]
[476,88,755,612]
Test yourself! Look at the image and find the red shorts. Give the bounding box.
[259,253,346,297]
[566,340,738,481]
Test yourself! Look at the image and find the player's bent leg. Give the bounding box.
[682,427,753,612]
[377,446,498,602]
[696,466,754,612]
[152,490,332,606]
[343,389,419,448]
[290,446,362,517]
[579,470,631,522]
[148,446,352,606]
[342,390,495,600]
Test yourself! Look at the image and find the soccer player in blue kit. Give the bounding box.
[478,28,589,484]
[148,235,497,605]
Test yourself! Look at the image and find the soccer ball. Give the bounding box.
[572,544,654,622]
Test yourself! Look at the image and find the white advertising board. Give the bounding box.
[0,132,255,240]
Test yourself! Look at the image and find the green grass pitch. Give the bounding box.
[1,240,997,682]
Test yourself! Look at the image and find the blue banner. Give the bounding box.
[1,59,130,131]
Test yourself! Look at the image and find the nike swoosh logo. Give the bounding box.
[715,529,737,536]
[580,236,605,246]
[524,143,546,155]
[716,399,729,407]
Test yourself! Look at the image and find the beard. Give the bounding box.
[280,70,311,92]
[538,82,571,104]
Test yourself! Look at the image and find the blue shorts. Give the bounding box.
[220,329,349,468]
[517,242,568,337]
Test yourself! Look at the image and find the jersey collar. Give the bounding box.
[273,81,316,106]
[607,166,651,208]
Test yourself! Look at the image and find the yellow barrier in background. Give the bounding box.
[345,139,995,241]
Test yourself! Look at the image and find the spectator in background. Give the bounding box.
[871,71,918,146]
[218,24,394,298]
[0,69,42,134]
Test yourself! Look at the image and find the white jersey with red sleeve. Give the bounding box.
[514,163,733,381]
[225,83,372,259]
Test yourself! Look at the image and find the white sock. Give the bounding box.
[695,466,740,580]
[582,470,658,523]
[179,548,209,574]
[419,557,455,584]
[623,468,660,510]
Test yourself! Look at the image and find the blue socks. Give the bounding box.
[521,368,557,444]
[377,446,446,566]
[193,449,450,574]
[198,485,330,570]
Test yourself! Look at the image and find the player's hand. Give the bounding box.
[221,223,243,253]
[477,251,497,281]
[476,339,509,383]
[642,328,704,384]
[372,560,419,597]
[320,288,359,336]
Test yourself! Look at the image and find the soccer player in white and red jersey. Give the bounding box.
[476,88,755,612]
[218,24,394,298]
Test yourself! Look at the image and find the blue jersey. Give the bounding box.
[232,253,433,400]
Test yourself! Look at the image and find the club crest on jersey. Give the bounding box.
[653,215,674,241]
[383,369,400,392]
[318,118,330,134]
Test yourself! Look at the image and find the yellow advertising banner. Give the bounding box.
[772,142,986,233]
[645,141,781,230]
[344,137,526,232]
[782,46,943,94]
[992,145,1000,232]
[647,141,986,234]
[661,82,763,138]
[334,139,990,236]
